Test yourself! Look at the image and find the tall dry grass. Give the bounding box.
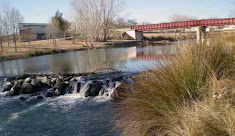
[116,33,235,136]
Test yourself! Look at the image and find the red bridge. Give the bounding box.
[131,18,235,31]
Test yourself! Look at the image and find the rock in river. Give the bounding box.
[85,81,103,97]
[24,77,32,83]
[31,79,44,88]
[45,89,55,97]
[53,79,67,96]
[2,82,13,92]
[20,83,34,94]
[7,80,23,96]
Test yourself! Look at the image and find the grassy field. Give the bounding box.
[116,33,235,136]
[0,39,105,60]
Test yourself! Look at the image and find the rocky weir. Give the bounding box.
[0,72,136,101]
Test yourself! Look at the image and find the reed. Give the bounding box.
[116,33,235,136]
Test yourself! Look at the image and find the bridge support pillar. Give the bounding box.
[196,26,207,44]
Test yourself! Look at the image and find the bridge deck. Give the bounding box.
[132,18,235,31]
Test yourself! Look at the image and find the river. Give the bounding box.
[0,45,176,136]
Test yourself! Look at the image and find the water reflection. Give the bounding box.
[0,45,176,76]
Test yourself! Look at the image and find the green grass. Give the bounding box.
[116,34,235,136]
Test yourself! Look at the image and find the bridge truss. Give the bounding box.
[131,18,235,31]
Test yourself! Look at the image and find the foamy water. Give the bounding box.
[0,93,118,135]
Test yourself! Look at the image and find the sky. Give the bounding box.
[3,0,235,24]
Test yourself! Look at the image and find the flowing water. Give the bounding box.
[0,45,176,136]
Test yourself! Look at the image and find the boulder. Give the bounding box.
[45,89,55,97]
[69,79,81,93]
[31,79,44,88]
[16,74,31,80]
[64,76,73,82]
[7,80,23,96]
[35,95,44,100]
[3,77,15,83]
[20,83,34,94]
[26,96,44,104]
[53,79,67,96]
[38,76,51,86]
[85,80,103,97]
[24,77,32,83]
[55,89,66,96]
[19,96,27,101]
[51,78,57,87]
[2,82,13,92]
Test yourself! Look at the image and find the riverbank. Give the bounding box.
[0,39,172,62]
[116,34,235,136]
[0,39,142,62]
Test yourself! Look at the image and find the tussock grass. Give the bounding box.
[116,34,235,136]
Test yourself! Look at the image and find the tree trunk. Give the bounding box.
[55,39,57,46]
[53,37,56,47]
[0,37,3,52]
[14,35,17,52]
[7,35,10,47]
[73,31,75,44]
[102,35,107,42]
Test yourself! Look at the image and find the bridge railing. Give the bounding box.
[132,18,235,31]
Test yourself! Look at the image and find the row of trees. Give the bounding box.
[170,14,197,22]
[70,0,198,47]
[114,17,138,29]
[72,0,124,47]
[0,1,23,52]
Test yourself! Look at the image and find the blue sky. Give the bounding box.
[5,0,235,23]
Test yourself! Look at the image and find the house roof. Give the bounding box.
[19,23,47,34]
[19,23,47,26]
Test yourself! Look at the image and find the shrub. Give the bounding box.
[26,49,59,57]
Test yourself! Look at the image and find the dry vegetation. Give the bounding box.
[116,33,235,136]
[144,32,193,40]
[0,39,112,61]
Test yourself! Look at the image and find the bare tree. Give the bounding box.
[0,26,3,52]
[170,14,197,22]
[139,21,151,25]
[9,8,23,52]
[46,22,59,47]
[0,12,3,52]
[99,0,123,41]
[115,17,127,28]
[127,19,138,26]
[70,21,77,44]
[0,1,11,47]
[24,27,33,48]
[72,0,124,46]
